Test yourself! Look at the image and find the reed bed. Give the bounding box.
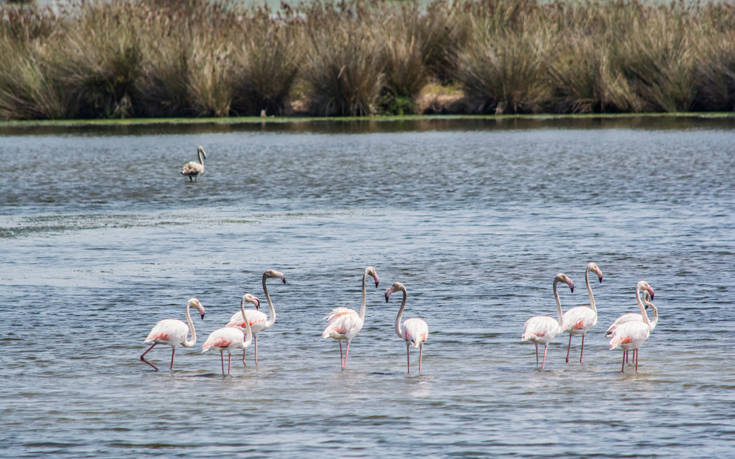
[1,0,733,119]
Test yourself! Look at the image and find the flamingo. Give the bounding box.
[608,281,655,373]
[321,266,380,370]
[561,262,603,363]
[226,269,286,366]
[181,145,207,181]
[202,294,258,376]
[140,298,206,372]
[605,290,658,338]
[521,273,575,370]
[385,282,429,375]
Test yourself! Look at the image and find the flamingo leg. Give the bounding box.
[634,349,639,373]
[535,343,539,368]
[541,344,548,370]
[220,351,225,376]
[170,347,176,370]
[254,335,258,366]
[621,351,626,373]
[228,353,232,376]
[140,343,159,371]
[343,340,351,369]
[579,334,585,363]
[339,341,344,368]
[242,349,247,367]
[566,333,572,363]
[418,343,423,375]
[406,341,411,375]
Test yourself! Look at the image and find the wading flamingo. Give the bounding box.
[562,262,603,363]
[608,281,655,373]
[181,145,207,181]
[322,266,379,370]
[226,269,286,366]
[521,273,575,370]
[605,290,658,338]
[385,282,429,375]
[202,294,257,376]
[140,298,205,371]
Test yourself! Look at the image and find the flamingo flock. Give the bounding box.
[140,263,660,376]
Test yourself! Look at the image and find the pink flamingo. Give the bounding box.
[385,282,429,375]
[181,146,206,181]
[226,269,286,366]
[605,290,658,337]
[322,266,380,370]
[521,273,575,370]
[140,298,206,371]
[561,262,603,363]
[202,294,257,376]
[608,281,655,373]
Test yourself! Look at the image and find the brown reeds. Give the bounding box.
[0,0,733,120]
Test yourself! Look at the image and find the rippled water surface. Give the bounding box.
[2,118,734,457]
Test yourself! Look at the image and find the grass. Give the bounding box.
[1,0,734,120]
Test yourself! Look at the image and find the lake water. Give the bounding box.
[1,117,734,457]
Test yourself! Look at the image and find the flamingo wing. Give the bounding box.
[144,319,188,345]
[203,327,245,353]
[322,308,361,339]
[608,321,650,350]
[181,161,203,175]
[226,309,268,333]
[522,316,562,343]
[562,306,596,333]
[605,312,642,337]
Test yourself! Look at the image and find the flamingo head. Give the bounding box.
[265,269,286,284]
[555,273,574,293]
[241,293,260,310]
[187,298,206,319]
[366,266,380,287]
[588,262,603,283]
[197,145,207,159]
[637,280,654,300]
[385,282,406,303]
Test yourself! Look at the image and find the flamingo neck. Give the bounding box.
[553,279,564,325]
[585,267,597,312]
[263,273,276,327]
[183,302,196,347]
[198,150,205,165]
[359,268,369,321]
[394,288,407,340]
[635,284,651,327]
[240,297,253,347]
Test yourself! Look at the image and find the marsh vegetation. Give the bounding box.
[1,0,734,119]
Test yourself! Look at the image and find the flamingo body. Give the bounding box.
[606,293,658,338]
[227,309,268,334]
[402,317,429,348]
[202,327,251,376]
[608,280,655,373]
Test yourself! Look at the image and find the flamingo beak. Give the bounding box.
[384,288,393,303]
[200,312,205,319]
[648,288,655,300]
[281,275,286,284]
[374,275,380,288]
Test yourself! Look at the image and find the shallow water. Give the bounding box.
[2,117,734,457]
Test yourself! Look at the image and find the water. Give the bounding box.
[1,117,734,457]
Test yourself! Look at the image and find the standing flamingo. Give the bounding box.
[226,269,286,366]
[181,145,207,181]
[322,266,379,370]
[605,290,658,338]
[608,281,655,373]
[140,298,206,371]
[385,282,429,375]
[521,273,575,370]
[561,262,603,363]
[202,294,258,376]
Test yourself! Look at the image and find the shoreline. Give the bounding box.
[2,112,734,129]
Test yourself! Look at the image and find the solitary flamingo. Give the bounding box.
[202,294,258,376]
[521,273,575,370]
[562,262,603,363]
[608,281,655,373]
[140,298,206,371]
[226,269,286,366]
[322,266,379,370]
[385,282,429,375]
[181,145,207,181]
